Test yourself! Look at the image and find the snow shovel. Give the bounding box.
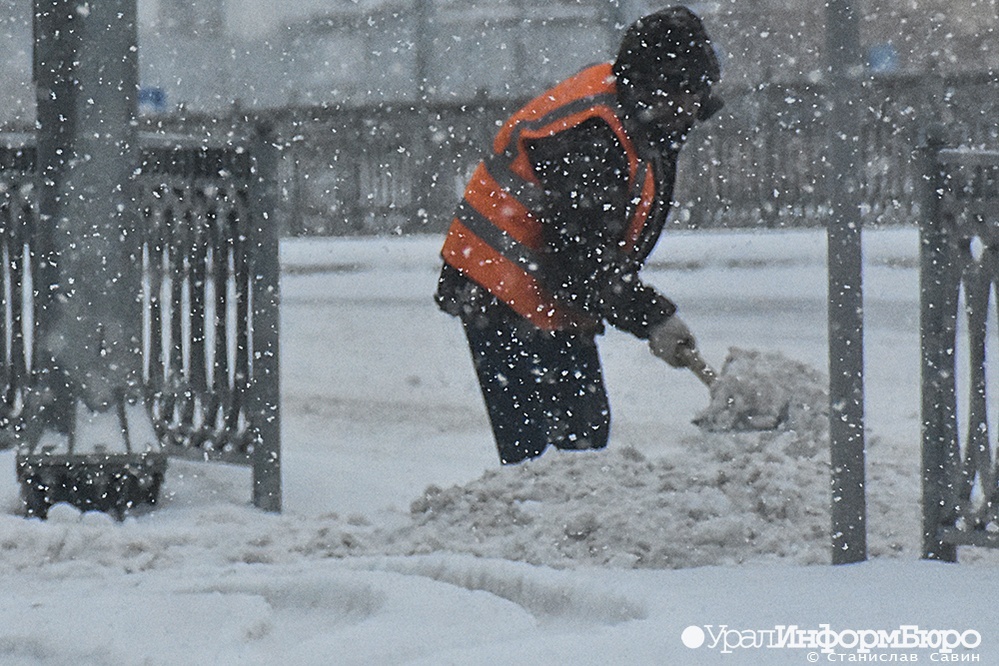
[678,344,718,389]
[680,345,787,431]
[682,346,827,432]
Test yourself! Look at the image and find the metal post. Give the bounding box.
[512,0,527,92]
[414,0,433,99]
[32,0,79,438]
[603,0,626,52]
[825,0,867,564]
[918,126,957,562]
[249,122,282,512]
[32,0,143,427]
[411,0,435,232]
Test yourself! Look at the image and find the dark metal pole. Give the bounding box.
[414,0,433,100]
[826,0,867,564]
[32,0,79,437]
[918,127,957,562]
[250,123,282,513]
[512,0,527,92]
[32,0,143,434]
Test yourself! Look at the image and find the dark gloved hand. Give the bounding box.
[648,315,695,368]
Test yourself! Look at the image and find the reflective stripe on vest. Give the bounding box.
[441,63,657,331]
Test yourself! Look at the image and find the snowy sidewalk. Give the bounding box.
[1,227,996,664]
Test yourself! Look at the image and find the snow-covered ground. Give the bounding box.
[2,226,997,664]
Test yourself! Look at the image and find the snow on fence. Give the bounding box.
[920,134,999,561]
[0,130,281,511]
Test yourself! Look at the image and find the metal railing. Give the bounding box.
[0,134,34,445]
[241,70,995,236]
[920,135,999,560]
[0,129,281,510]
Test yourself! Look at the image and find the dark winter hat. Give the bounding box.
[613,6,722,120]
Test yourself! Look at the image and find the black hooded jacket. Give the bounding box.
[435,6,718,340]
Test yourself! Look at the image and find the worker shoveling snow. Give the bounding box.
[362,348,833,569]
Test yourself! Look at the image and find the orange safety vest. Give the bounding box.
[441,62,658,331]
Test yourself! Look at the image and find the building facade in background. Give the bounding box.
[3,0,999,235]
[2,0,998,124]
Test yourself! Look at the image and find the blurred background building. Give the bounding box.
[3,0,999,234]
[3,0,998,122]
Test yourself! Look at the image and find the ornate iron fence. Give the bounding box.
[0,134,34,447]
[0,130,281,511]
[253,71,999,236]
[920,135,999,560]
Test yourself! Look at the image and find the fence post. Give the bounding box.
[414,0,434,99]
[31,0,144,433]
[249,122,282,512]
[826,0,867,564]
[918,125,957,562]
[32,1,81,438]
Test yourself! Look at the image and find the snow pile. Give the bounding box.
[374,349,832,569]
[386,442,828,569]
[694,347,828,434]
[0,348,836,574]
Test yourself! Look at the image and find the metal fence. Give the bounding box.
[0,130,281,510]
[254,70,999,236]
[274,102,500,235]
[0,134,34,444]
[920,136,999,561]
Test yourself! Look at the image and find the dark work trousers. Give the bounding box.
[462,315,611,464]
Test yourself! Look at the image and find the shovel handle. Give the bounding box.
[678,345,717,388]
